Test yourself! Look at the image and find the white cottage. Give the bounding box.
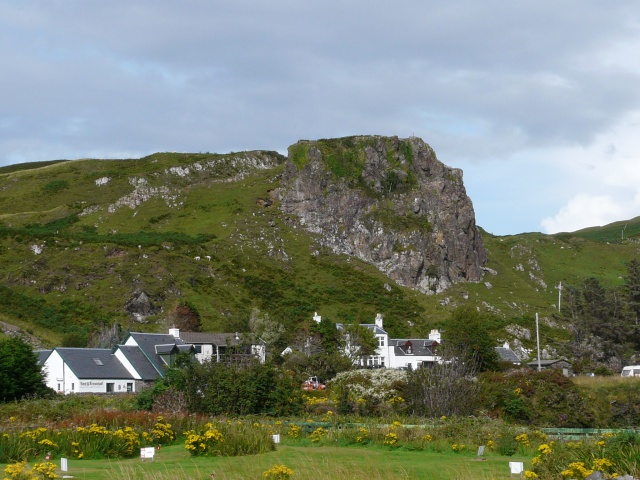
[39,332,196,395]
[336,313,441,370]
[40,348,136,394]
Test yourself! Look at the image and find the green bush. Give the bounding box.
[155,361,304,416]
[479,370,596,427]
[184,420,275,457]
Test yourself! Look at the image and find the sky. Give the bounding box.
[1,2,639,236]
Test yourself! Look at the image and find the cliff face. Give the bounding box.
[277,136,487,294]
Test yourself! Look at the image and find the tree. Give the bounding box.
[340,323,378,364]
[152,359,304,416]
[167,301,202,332]
[311,317,340,355]
[248,308,286,358]
[444,307,500,372]
[61,330,87,347]
[625,259,640,323]
[0,336,50,402]
[403,343,480,417]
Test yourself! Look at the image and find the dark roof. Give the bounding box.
[390,339,436,357]
[361,324,387,335]
[336,323,387,336]
[527,358,572,367]
[126,333,188,372]
[155,344,178,354]
[178,332,242,346]
[495,346,521,364]
[117,345,161,381]
[55,348,133,380]
[35,349,52,366]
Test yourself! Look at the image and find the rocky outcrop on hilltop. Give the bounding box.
[278,135,487,294]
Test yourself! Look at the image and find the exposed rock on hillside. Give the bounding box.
[125,291,159,323]
[278,136,487,294]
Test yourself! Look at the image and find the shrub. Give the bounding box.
[329,369,407,416]
[262,464,294,480]
[157,361,304,417]
[184,421,275,457]
[479,370,595,427]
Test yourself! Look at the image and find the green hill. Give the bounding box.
[0,146,638,359]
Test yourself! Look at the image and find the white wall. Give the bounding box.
[42,350,78,394]
[42,350,135,395]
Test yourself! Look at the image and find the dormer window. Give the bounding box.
[405,340,413,355]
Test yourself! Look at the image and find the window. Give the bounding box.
[378,336,385,347]
[71,383,74,391]
[106,383,115,393]
[127,383,133,393]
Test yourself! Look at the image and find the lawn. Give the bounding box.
[6,444,531,480]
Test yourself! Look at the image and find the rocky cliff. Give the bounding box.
[278,135,487,294]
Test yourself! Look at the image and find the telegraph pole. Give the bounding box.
[536,313,541,372]
[558,281,562,312]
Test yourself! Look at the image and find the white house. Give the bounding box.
[38,328,268,395]
[335,313,441,370]
[169,328,266,364]
[40,348,136,395]
[39,332,196,395]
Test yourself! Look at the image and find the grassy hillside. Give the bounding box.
[0,152,638,355]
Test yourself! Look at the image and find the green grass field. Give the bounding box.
[5,444,530,480]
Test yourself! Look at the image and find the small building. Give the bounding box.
[41,348,136,395]
[527,358,572,376]
[495,342,522,365]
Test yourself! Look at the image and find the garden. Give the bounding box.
[2,388,640,480]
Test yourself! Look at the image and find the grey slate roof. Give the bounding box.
[155,344,178,354]
[55,348,134,380]
[527,358,572,367]
[35,349,52,366]
[495,346,521,364]
[361,324,387,335]
[126,333,190,373]
[336,323,387,336]
[178,332,242,346]
[117,345,161,381]
[390,339,437,356]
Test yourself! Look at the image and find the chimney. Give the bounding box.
[375,313,384,329]
[428,329,441,343]
[169,328,180,339]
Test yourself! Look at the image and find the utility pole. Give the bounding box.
[536,313,541,372]
[558,281,562,312]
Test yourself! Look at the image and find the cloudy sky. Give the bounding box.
[1,2,639,236]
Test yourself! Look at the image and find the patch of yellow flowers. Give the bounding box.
[262,464,293,479]
[3,461,58,480]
